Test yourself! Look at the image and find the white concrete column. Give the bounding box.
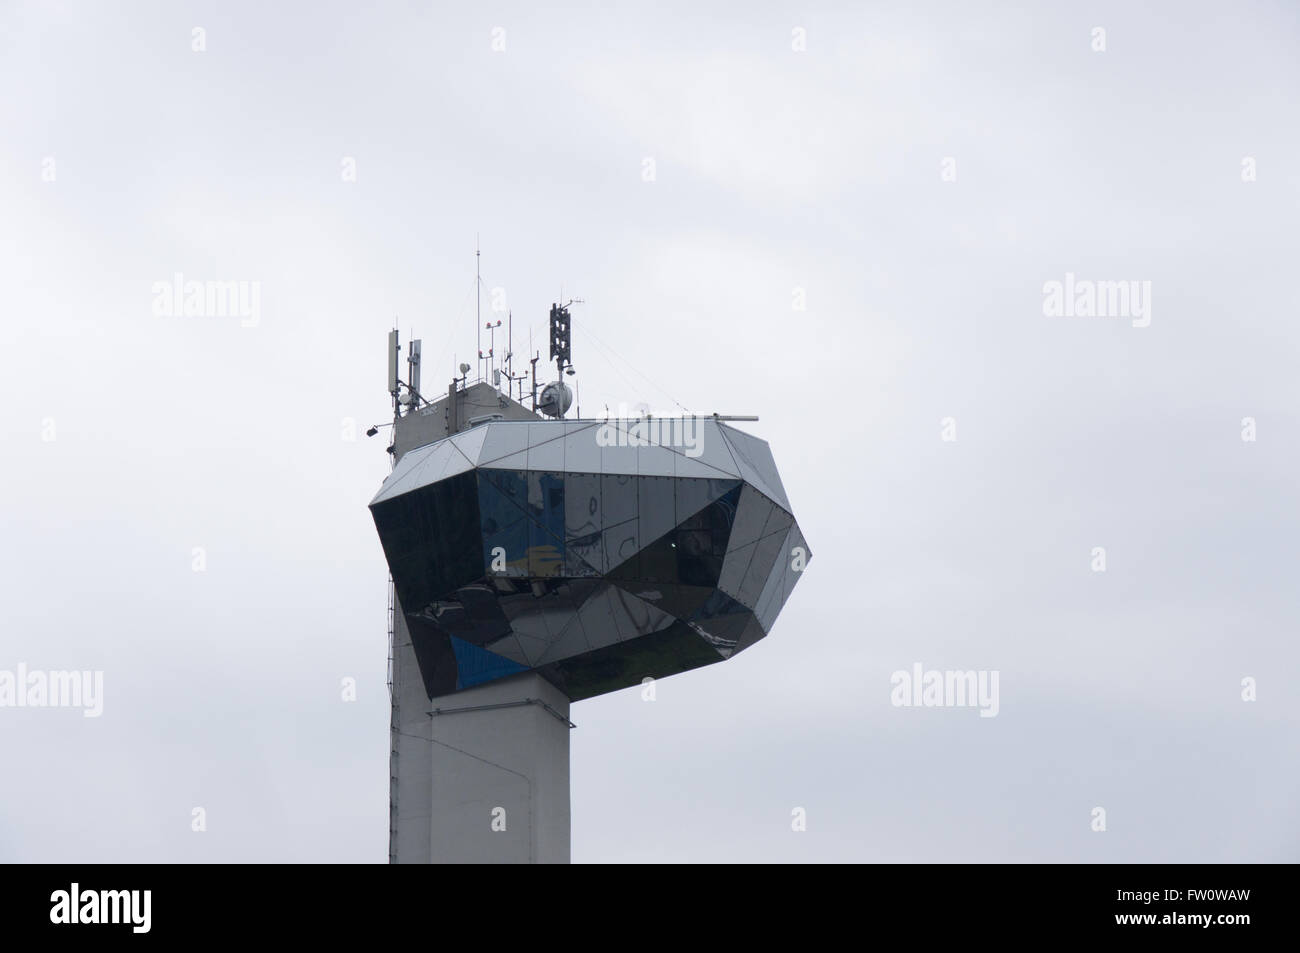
[425,672,572,864]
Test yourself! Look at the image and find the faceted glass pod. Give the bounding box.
[370,419,809,701]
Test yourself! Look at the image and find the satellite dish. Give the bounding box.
[537,381,573,418]
[459,363,471,375]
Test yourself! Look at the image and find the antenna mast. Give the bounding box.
[475,239,481,383]
[529,323,539,411]
[549,302,573,382]
[484,317,502,388]
[505,309,527,401]
[387,325,401,420]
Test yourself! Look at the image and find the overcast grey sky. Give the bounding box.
[2,0,1297,862]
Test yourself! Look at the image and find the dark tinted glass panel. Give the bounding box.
[602,473,637,525]
[624,582,713,620]
[731,615,768,656]
[601,519,637,574]
[562,540,602,577]
[674,477,739,525]
[564,473,603,543]
[405,621,459,698]
[635,529,678,583]
[539,621,725,702]
[692,587,748,620]
[524,472,565,576]
[477,473,529,576]
[726,486,774,553]
[687,613,751,658]
[371,471,483,611]
[638,476,676,544]
[570,584,624,651]
[757,523,808,632]
[608,585,675,639]
[676,488,739,585]
[479,468,528,506]
[736,513,790,607]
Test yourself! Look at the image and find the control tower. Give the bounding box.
[371,301,810,863]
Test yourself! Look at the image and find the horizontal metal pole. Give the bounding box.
[428,697,576,728]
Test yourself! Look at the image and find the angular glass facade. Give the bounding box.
[371,419,809,701]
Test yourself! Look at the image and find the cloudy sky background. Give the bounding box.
[2,0,1297,861]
